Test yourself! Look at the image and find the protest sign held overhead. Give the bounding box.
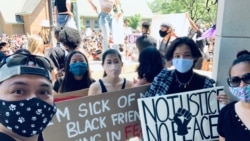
[138,86,225,141]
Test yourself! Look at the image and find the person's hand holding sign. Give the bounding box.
[173,108,192,136]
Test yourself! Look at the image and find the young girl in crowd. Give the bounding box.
[218,50,250,140]
[88,49,133,95]
[144,37,228,103]
[53,51,95,93]
[0,53,57,141]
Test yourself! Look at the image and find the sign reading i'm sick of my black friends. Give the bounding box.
[137,86,225,141]
[43,85,150,141]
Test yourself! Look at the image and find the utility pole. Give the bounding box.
[71,0,80,31]
[48,0,55,45]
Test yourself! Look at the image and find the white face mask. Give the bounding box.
[172,58,194,73]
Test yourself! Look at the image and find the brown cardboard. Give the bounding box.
[43,84,150,141]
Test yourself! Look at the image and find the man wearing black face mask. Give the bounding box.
[158,22,177,67]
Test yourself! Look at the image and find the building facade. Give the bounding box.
[0,0,153,35]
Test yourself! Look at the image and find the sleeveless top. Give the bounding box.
[99,78,126,93]
[99,0,115,10]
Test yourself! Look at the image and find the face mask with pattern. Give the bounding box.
[0,98,57,137]
[229,85,250,102]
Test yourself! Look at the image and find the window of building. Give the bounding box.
[16,15,24,23]
[85,19,90,28]
[94,19,99,28]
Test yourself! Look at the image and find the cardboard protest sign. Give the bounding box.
[137,86,225,141]
[54,88,89,102]
[43,84,150,141]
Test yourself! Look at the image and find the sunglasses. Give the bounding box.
[0,54,52,71]
[227,73,250,87]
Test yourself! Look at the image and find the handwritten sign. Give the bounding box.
[137,86,225,141]
[43,84,150,141]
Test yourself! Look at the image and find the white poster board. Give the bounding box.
[138,86,225,141]
[151,13,190,41]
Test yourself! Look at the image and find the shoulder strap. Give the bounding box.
[121,78,126,89]
[99,79,107,93]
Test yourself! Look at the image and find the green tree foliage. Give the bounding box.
[147,0,217,26]
[128,14,142,30]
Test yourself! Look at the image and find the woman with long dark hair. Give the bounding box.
[134,47,164,86]
[53,51,95,93]
[88,49,133,95]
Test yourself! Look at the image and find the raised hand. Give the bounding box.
[173,108,192,135]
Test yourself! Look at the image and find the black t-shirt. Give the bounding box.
[54,77,95,93]
[218,101,250,141]
[48,46,66,70]
[0,132,15,141]
[55,0,74,13]
[55,0,67,13]
[168,70,206,94]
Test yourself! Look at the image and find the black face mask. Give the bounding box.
[159,30,168,37]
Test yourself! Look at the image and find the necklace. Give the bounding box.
[175,72,194,88]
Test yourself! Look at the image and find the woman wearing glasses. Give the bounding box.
[0,54,57,141]
[218,50,250,141]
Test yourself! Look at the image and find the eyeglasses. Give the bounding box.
[227,73,250,87]
[0,54,52,71]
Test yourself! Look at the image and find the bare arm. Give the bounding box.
[88,0,98,14]
[88,82,101,96]
[113,0,123,18]
[219,136,225,141]
[186,13,198,33]
[54,5,58,22]
[66,0,73,16]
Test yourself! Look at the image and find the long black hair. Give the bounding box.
[137,47,164,82]
[60,51,93,93]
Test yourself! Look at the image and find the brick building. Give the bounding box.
[0,0,50,35]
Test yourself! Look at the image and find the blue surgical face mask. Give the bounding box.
[69,62,88,76]
[172,58,194,73]
[229,85,250,102]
